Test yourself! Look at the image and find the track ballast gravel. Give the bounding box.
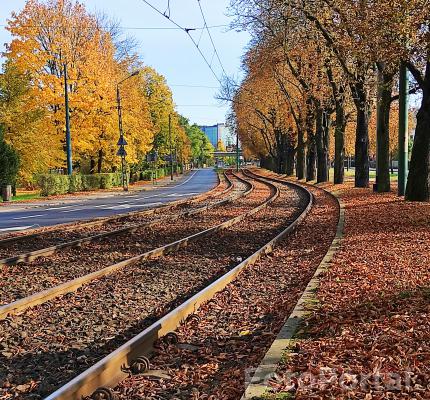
[0,176,247,305]
[113,178,339,400]
[0,174,292,399]
[0,175,231,260]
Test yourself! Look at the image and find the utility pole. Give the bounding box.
[398,63,409,196]
[236,131,240,172]
[116,85,128,191]
[169,113,174,180]
[63,63,72,175]
[116,71,139,191]
[175,139,179,176]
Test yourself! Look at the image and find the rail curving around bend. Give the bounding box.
[43,170,312,400]
[0,172,256,319]
[0,170,228,247]
[0,172,237,266]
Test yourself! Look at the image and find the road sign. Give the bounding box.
[162,155,176,162]
[117,146,127,157]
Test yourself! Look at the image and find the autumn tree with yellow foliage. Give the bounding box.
[0,0,190,187]
[229,0,430,200]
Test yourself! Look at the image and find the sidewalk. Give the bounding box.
[0,171,192,211]
[263,178,430,399]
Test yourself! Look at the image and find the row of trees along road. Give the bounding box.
[226,0,429,201]
[0,0,213,188]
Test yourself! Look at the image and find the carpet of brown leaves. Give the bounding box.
[0,176,246,304]
[274,183,430,399]
[0,175,301,399]
[113,181,338,399]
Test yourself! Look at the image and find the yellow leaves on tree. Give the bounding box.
[1,0,181,184]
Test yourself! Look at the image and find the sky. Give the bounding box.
[0,0,250,126]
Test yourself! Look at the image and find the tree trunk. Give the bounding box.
[405,85,430,201]
[296,129,305,179]
[90,157,96,174]
[354,105,370,187]
[261,155,277,172]
[306,138,316,181]
[334,101,346,184]
[316,108,330,183]
[97,149,103,173]
[352,82,370,188]
[376,66,394,192]
[275,152,286,174]
[323,112,330,180]
[286,140,295,176]
[306,108,316,181]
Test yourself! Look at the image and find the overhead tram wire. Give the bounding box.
[0,24,229,30]
[139,0,223,85]
[196,0,228,77]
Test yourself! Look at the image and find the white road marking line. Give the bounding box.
[0,225,33,232]
[104,205,131,210]
[12,214,44,220]
[166,192,198,198]
[104,202,162,210]
[45,205,76,211]
[60,208,85,213]
[134,202,162,208]
[170,170,198,188]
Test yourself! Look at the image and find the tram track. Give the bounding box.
[0,171,287,400]
[112,170,338,400]
[0,170,313,400]
[0,172,232,260]
[0,173,238,266]
[0,172,253,314]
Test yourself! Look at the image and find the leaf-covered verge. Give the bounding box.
[272,183,430,399]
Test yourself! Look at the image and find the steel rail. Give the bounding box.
[240,169,342,400]
[43,172,309,400]
[0,173,236,266]
[0,171,228,247]
[0,172,260,320]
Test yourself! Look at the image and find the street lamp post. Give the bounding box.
[175,137,179,176]
[398,63,409,196]
[63,62,73,175]
[116,70,139,191]
[168,113,174,180]
[236,131,240,172]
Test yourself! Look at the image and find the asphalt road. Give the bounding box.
[0,169,217,233]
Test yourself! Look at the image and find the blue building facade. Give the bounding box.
[199,124,219,148]
[199,123,235,149]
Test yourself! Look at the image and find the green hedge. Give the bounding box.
[68,175,83,193]
[39,175,70,196]
[156,168,165,179]
[138,168,167,180]
[39,167,180,196]
[39,172,124,196]
[141,170,153,181]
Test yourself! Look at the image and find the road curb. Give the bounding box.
[0,171,195,212]
[0,170,211,237]
[241,183,345,399]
